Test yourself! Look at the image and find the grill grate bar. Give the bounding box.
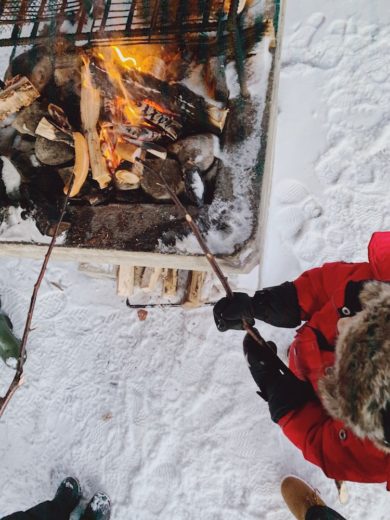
[0,0,237,47]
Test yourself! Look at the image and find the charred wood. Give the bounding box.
[140,157,184,201]
[35,117,74,146]
[5,46,54,93]
[168,134,215,172]
[91,60,228,135]
[65,203,200,251]
[12,101,47,137]
[203,56,229,103]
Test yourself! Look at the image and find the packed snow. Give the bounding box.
[1,1,390,519]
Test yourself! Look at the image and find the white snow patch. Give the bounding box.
[1,157,21,195]
[0,206,64,245]
[191,170,204,201]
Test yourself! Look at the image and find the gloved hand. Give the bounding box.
[213,282,302,332]
[213,292,255,331]
[243,332,316,422]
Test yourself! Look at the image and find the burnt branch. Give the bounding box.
[0,176,75,419]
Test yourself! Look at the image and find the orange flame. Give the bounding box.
[112,46,138,70]
[89,45,171,172]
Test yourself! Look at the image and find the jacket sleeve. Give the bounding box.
[251,281,302,328]
[293,261,368,321]
[278,401,381,482]
[251,261,370,327]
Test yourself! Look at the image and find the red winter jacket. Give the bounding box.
[278,232,390,488]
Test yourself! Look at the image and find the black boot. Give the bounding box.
[53,477,81,514]
[81,492,111,520]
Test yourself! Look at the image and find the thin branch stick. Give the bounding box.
[141,159,289,374]
[0,176,75,419]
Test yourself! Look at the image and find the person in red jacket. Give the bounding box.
[213,231,390,491]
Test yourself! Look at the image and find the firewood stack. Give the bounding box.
[0,34,240,236]
[116,265,218,307]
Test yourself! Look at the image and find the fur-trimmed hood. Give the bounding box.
[319,281,390,452]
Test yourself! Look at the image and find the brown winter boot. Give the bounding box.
[281,476,326,520]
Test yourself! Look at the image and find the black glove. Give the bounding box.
[213,292,255,331]
[243,333,316,422]
[213,282,301,332]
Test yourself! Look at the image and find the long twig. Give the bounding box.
[141,159,289,374]
[0,177,74,419]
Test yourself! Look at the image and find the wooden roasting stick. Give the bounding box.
[140,157,289,372]
[0,76,40,122]
[80,63,111,189]
[0,176,76,419]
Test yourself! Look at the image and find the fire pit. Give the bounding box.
[0,0,282,275]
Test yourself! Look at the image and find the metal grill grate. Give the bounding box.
[0,0,239,47]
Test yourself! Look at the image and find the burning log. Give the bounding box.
[116,125,162,143]
[140,57,166,82]
[140,101,182,140]
[116,142,138,163]
[80,65,111,189]
[0,77,40,122]
[91,60,228,134]
[121,139,167,160]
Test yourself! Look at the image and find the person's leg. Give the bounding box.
[2,500,70,520]
[2,477,81,520]
[281,476,347,520]
[2,512,37,520]
[305,505,347,520]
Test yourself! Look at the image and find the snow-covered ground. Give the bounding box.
[1,0,390,518]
